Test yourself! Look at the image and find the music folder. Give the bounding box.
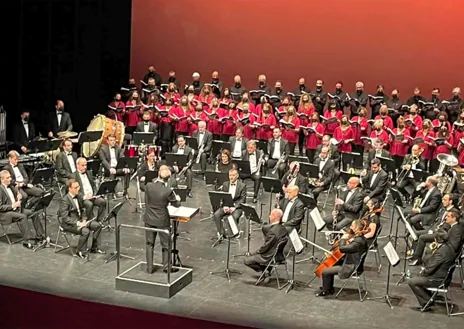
[289,229,304,254]
[96,180,118,196]
[310,207,325,231]
[208,191,235,209]
[165,153,188,167]
[204,171,229,186]
[384,241,400,267]
[116,157,139,170]
[299,162,319,178]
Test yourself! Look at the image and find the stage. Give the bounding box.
[1,173,463,329]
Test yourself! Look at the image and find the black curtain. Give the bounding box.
[0,0,132,141]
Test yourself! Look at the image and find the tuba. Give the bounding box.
[436,153,458,194]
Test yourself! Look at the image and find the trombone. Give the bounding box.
[397,150,422,184]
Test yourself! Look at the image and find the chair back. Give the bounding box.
[353,251,368,275]
[443,264,457,288]
[272,238,288,263]
[368,225,383,249]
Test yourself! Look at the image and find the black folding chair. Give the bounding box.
[367,226,383,274]
[335,252,368,301]
[255,239,290,290]
[422,264,456,316]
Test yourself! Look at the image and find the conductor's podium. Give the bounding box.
[115,206,199,299]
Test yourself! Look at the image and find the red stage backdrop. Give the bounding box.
[131,0,463,97]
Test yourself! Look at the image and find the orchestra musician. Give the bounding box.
[12,110,36,153]
[216,150,236,173]
[365,139,391,170]
[303,113,324,161]
[72,158,107,224]
[360,158,388,204]
[240,140,264,203]
[396,145,426,201]
[315,135,341,169]
[4,151,43,208]
[192,121,213,175]
[55,139,78,185]
[267,128,289,179]
[406,176,442,230]
[98,134,130,179]
[229,128,249,160]
[0,170,44,249]
[281,162,307,193]
[171,135,194,198]
[277,186,305,234]
[409,196,461,266]
[135,110,158,134]
[48,100,73,138]
[58,179,105,259]
[144,166,181,274]
[361,198,382,245]
[213,168,247,241]
[407,230,456,312]
[243,208,288,283]
[346,81,368,119]
[311,146,335,201]
[324,177,363,230]
[316,219,368,297]
[138,150,158,191]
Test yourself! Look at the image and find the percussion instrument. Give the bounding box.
[82,115,124,158]
[44,138,61,164]
[57,131,78,139]
[125,144,138,158]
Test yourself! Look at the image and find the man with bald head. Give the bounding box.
[186,72,203,96]
[278,185,305,233]
[244,208,288,280]
[192,120,213,175]
[324,176,364,230]
[445,86,462,123]
[345,81,368,118]
[230,75,246,102]
[281,161,307,194]
[250,74,271,106]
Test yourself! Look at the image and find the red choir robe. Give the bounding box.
[457,139,464,165]
[374,115,394,130]
[369,129,389,146]
[220,109,238,136]
[389,127,411,157]
[333,126,354,153]
[160,105,174,125]
[414,129,434,160]
[188,111,208,135]
[198,94,216,108]
[253,104,265,119]
[280,116,300,144]
[432,119,451,132]
[256,114,277,141]
[237,112,256,140]
[238,102,256,115]
[404,114,422,137]
[304,122,325,150]
[297,104,315,127]
[125,100,143,127]
[276,105,291,118]
[205,106,223,135]
[452,127,464,149]
[172,106,191,134]
[107,101,126,122]
[350,116,369,146]
[322,110,343,135]
[432,133,453,158]
[164,92,181,104]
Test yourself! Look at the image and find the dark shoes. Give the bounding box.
[90,248,106,254]
[23,242,34,250]
[187,192,193,198]
[409,259,421,266]
[164,268,179,273]
[75,251,88,260]
[316,288,334,297]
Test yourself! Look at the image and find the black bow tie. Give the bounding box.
[144,122,149,125]
[23,122,28,125]
[179,148,184,150]
[72,196,78,199]
[199,132,204,134]
[230,183,236,186]
[57,112,63,115]
[67,153,72,156]
[110,147,115,149]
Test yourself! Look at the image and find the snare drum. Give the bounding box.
[125,144,138,158]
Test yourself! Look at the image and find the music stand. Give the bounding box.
[261,176,284,213]
[116,156,139,203]
[208,191,235,248]
[212,140,231,158]
[144,170,159,184]
[378,156,396,178]
[288,155,309,164]
[412,169,429,183]
[133,132,156,146]
[233,203,261,257]
[32,167,54,186]
[299,163,318,180]
[233,160,251,177]
[297,192,317,253]
[96,179,118,224]
[205,171,229,187]
[255,140,268,154]
[185,136,199,151]
[78,130,103,158]
[340,171,358,185]
[105,201,134,264]
[174,188,188,202]
[165,153,189,168]
[341,151,362,170]
[31,190,56,252]
[394,201,417,286]
[86,159,102,177]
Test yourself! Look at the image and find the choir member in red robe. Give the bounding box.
[172,96,192,138]
[188,103,208,135]
[220,102,238,141]
[333,116,355,154]
[374,105,394,130]
[322,103,343,135]
[350,107,369,154]
[186,85,199,105]
[432,111,451,132]
[237,92,256,116]
[280,106,300,155]
[205,98,223,140]
[198,84,216,106]
[389,116,411,170]
[297,93,316,153]
[125,91,143,135]
[276,96,292,119]
[237,104,256,140]
[369,120,389,146]
[404,104,422,137]
[256,104,276,141]
[457,135,464,166]
[452,111,464,159]
[220,88,232,104]
[164,82,181,104]
[414,119,434,171]
[303,113,325,160]
[430,125,454,173]
[107,93,126,123]
[254,96,269,119]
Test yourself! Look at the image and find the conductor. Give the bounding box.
[144,165,181,274]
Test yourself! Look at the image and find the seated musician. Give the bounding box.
[360,158,388,204]
[240,140,264,203]
[58,179,105,259]
[361,198,382,245]
[12,110,36,153]
[396,145,426,201]
[409,203,462,266]
[4,151,43,208]
[55,139,77,185]
[324,177,363,230]
[314,134,340,170]
[281,161,307,194]
[0,170,44,249]
[98,134,130,178]
[216,149,236,173]
[408,230,456,312]
[277,186,305,234]
[229,127,248,159]
[72,158,107,224]
[244,208,288,283]
[316,219,368,297]
[138,150,158,191]
[192,121,213,175]
[364,139,390,170]
[311,146,334,201]
[171,135,194,198]
[135,110,158,134]
[213,168,247,241]
[48,100,73,138]
[267,128,289,179]
[406,176,441,230]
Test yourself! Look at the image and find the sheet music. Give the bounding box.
[397,209,418,241]
[383,241,400,267]
[289,229,304,254]
[168,206,199,219]
[228,215,239,236]
[310,207,325,231]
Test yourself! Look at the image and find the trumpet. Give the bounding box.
[254,151,265,177]
[271,152,286,175]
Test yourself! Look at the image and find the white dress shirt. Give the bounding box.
[67,153,76,173]
[57,113,62,126]
[345,189,355,203]
[420,187,435,208]
[143,122,150,133]
[229,182,237,199]
[177,147,185,155]
[249,152,257,174]
[12,165,24,183]
[71,195,81,216]
[370,172,378,188]
[3,184,15,207]
[80,172,93,196]
[233,139,242,158]
[272,139,281,159]
[109,147,117,168]
[23,121,29,139]
[198,132,205,147]
[282,199,294,223]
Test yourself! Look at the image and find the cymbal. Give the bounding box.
[57,131,78,138]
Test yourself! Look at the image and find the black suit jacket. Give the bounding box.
[50,111,73,135]
[135,121,158,134]
[268,138,290,161]
[366,149,391,169]
[58,193,85,226]
[315,144,340,165]
[4,163,29,186]
[422,243,456,282]
[241,149,264,174]
[98,144,125,172]
[340,188,364,219]
[221,180,247,209]
[401,154,426,174]
[313,158,335,188]
[228,137,248,157]
[12,121,36,150]
[362,169,388,199]
[279,197,305,232]
[417,187,442,215]
[338,236,368,279]
[281,172,307,193]
[0,184,19,215]
[72,171,97,196]
[254,222,288,263]
[444,223,464,253]
[55,151,78,180]
[143,180,180,227]
[171,145,194,166]
[192,130,213,153]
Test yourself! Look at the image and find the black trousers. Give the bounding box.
[83,197,107,223]
[408,276,440,306]
[407,213,435,230]
[312,185,329,201]
[323,214,353,231]
[298,131,305,155]
[20,186,43,209]
[412,233,434,262]
[288,143,296,155]
[214,208,243,236]
[397,177,416,199]
[63,221,102,253]
[306,149,316,163]
[352,144,364,156]
[176,168,193,191]
[266,159,286,179]
[239,173,261,198]
[199,153,208,174]
[321,265,342,291]
[23,209,45,240]
[145,223,170,270]
[244,255,266,272]
[0,211,30,241]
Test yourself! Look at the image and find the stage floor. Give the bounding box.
[1,174,464,329]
